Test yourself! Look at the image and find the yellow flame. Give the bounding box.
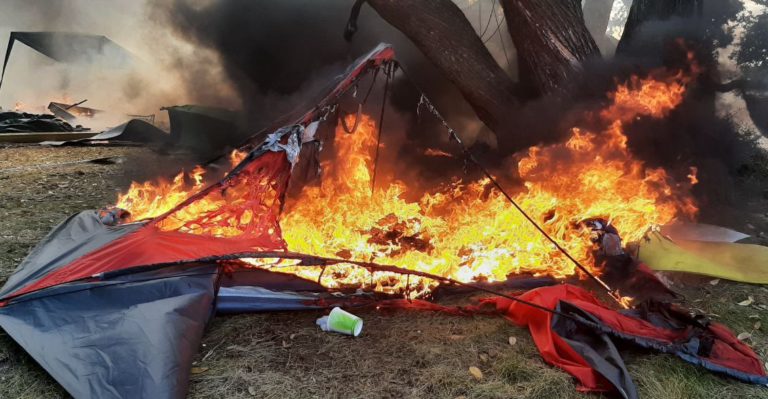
[115,72,698,296]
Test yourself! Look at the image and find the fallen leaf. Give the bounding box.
[290,333,297,340]
[248,386,257,396]
[737,332,752,341]
[709,279,720,286]
[487,348,500,358]
[479,353,489,363]
[449,334,465,340]
[754,321,761,330]
[190,367,208,374]
[737,296,754,306]
[508,336,517,346]
[469,366,483,381]
[282,340,291,348]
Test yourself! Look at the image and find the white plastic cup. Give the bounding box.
[326,307,363,337]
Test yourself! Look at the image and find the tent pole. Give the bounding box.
[370,61,392,195]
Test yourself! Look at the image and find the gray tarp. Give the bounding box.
[41,119,170,146]
[0,264,218,399]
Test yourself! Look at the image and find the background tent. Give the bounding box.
[163,105,244,158]
[0,31,133,91]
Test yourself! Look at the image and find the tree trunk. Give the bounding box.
[617,0,703,54]
[366,0,521,140]
[360,0,602,148]
[500,0,601,97]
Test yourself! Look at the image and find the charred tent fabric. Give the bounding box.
[0,44,766,398]
[0,31,133,91]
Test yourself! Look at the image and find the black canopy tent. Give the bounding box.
[0,31,133,92]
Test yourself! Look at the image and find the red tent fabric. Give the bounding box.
[7,149,292,300]
[482,285,767,392]
[495,285,616,392]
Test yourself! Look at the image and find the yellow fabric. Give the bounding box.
[638,232,768,284]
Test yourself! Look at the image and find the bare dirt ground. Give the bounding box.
[0,144,767,399]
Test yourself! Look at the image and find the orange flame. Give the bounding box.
[114,71,698,296]
[687,167,699,185]
[424,148,454,158]
[115,168,206,222]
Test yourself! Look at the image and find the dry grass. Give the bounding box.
[1,144,767,398]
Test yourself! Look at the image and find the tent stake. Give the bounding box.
[370,62,392,195]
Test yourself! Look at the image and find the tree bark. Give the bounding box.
[366,0,521,139]
[500,0,601,97]
[617,0,703,54]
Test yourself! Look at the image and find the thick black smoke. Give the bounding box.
[150,0,504,190]
[598,0,767,213]
[151,0,480,134]
[152,0,766,210]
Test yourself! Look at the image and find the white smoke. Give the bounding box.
[0,0,238,130]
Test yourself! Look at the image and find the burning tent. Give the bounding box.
[0,44,766,398]
[0,43,395,399]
